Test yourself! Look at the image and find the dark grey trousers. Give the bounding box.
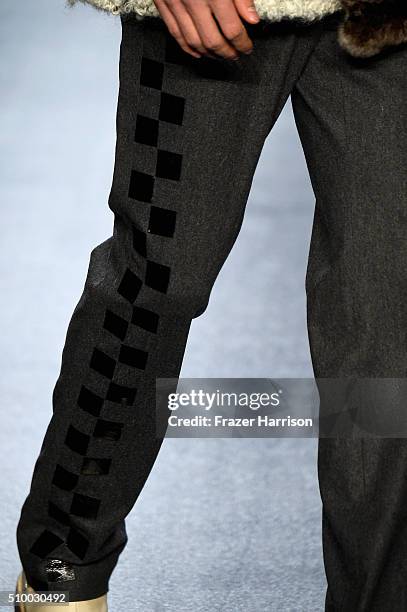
[16,10,407,611]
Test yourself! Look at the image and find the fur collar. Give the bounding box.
[339,0,407,56]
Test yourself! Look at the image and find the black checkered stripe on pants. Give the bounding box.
[26,29,188,584]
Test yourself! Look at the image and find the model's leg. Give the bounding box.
[292,17,407,612]
[16,15,322,602]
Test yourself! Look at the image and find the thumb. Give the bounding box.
[234,0,260,24]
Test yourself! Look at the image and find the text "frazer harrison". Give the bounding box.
[168,415,313,428]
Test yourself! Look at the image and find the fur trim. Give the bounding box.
[66,0,160,18]
[338,0,407,57]
[67,0,342,22]
[250,0,341,22]
[67,0,407,58]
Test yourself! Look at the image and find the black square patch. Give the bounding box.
[165,36,189,65]
[135,114,159,147]
[148,206,176,237]
[30,530,63,559]
[118,345,148,370]
[131,306,159,333]
[132,226,147,258]
[145,260,171,293]
[81,457,112,476]
[48,501,70,527]
[128,170,155,203]
[140,57,164,90]
[77,386,104,417]
[90,348,116,379]
[117,268,142,304]
[156,150,182,181]
[106,382,137,405]
[65,425,90,456]
[103,309,129,341]
[93,419,123,441]
[70,493,101,520]
[52,464,79,492]
[159,92,185,125]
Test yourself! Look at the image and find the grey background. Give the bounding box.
[0,1,325,610]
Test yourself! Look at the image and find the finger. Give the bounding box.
[154,0,203,57]
[234,0,261,24]
[186,3,240,60]
[211,0,254,54]
[165,0,210,56]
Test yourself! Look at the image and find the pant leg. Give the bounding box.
[291,16,407,612]
[16,15,323,602]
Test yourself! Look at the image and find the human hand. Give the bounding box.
[153,0,260,60]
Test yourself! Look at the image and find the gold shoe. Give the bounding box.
[14,571,108,612]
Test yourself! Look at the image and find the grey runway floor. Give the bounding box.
[0,2,326,610]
